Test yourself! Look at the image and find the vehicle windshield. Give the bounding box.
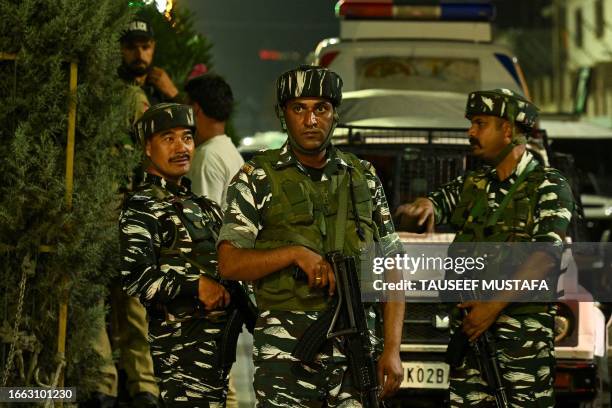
[356,56,481,93]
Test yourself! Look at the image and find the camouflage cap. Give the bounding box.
[465,88,538,129]
[134,103,195,144]
[276,65,343,107]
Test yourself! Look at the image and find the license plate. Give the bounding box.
[400,361,449,389]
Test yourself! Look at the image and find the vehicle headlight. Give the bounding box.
[554,316,571,342]
[554,303,575,343]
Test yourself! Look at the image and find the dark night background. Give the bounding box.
[183,0,553,138]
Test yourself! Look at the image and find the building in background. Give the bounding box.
[563,0,612,125]
[539,0,612,123]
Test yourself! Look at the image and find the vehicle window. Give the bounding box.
[356,56,481,93]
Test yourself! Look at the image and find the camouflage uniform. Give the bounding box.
[218,142,402,407]
[429,149,575,407]
[120,173,230,407]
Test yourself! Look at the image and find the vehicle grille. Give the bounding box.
[400,148,472,203]
[402,303,450,345]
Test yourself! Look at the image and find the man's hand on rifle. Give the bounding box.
[294,247,336,296]
[377,347,403,399]
[458,301,507,342]
[198,275,231,310]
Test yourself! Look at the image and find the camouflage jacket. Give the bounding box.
[427,151,575,244]
[218,142,403,258]
[119,173,223,307]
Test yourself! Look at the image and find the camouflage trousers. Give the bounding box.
[148,316,230,407]
[253,310,364,408]
[450,311,555,408]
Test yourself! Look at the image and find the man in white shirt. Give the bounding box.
[185,74,244,207]
[185,73,251,407]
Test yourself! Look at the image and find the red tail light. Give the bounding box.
[259,49,281,61]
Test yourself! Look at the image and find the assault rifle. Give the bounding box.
[292,251,382,408]
[445,297,510,408]
[217,280,257,379]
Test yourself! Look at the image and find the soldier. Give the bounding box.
[396,89,575,407]
[119,103,237,407]
[217,65,405,407]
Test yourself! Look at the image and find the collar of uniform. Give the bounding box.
[141,172,191,196]
[488,150,535,181]
[272,142,351,175]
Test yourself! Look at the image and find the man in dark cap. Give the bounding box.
[217,65,405,407]
[119,103,248,406]
[119,18,181,123]
[396,89,575,407]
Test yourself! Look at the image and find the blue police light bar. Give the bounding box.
[336,1,495,22]
[440,4,495,21]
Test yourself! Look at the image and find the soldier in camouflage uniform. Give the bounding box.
[396,89,575,407]
[120,103,234,407]
[217,65,405,407]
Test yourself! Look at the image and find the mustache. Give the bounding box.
[130,59,147,66]
[469,137,481,147]
[169,153,190,162]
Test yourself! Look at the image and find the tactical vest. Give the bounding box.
[450,160,544,243]
[148,184,221,282]
[252,149,379,311]
[448,161,557,311]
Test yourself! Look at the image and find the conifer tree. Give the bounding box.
[0,0,216,397]
[0,0,137,395]
[137,3,213,90]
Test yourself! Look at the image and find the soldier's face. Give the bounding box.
[145,127,194,183]
[283,97,334,151]
[121,38,155,76]
[467,115,511,163]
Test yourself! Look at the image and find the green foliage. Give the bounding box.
[137,4,213,90]
[135,5,240,141]
[0,0,138,396]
